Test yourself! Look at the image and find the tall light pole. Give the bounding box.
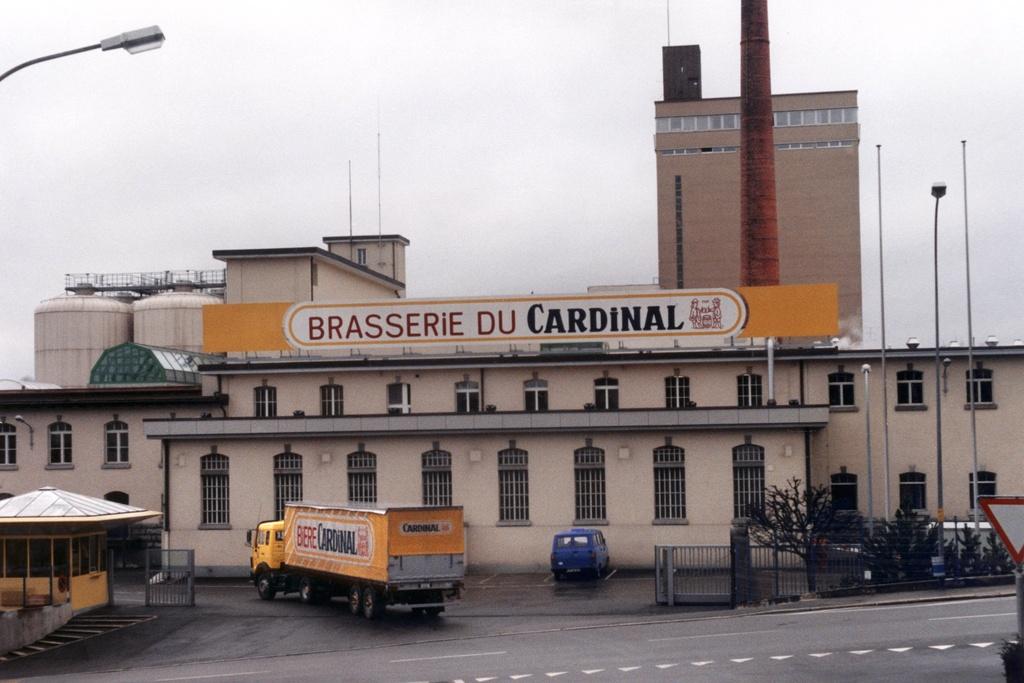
[876,145,892,521]
[862,364,874,535]
[0,26,164,84]
[962,141,980,529]
[931,181,947,577]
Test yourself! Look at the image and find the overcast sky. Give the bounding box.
[2,1,1022,380]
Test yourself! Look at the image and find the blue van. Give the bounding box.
[550,528,609,580]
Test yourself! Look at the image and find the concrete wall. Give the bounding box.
[0,602,72,656]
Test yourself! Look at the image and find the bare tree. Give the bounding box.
[746,477,861,591]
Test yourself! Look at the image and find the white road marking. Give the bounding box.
[582,669,604,675]
[730,658,753,663]
[929,611,1014,621]
[655,663,679,669]
[542,574,553,584]
[789,597,1008,616]
[389,651,507,663]
[808,653,832,658]
[474,678,496,682]
[509,675,532,680]
[770,655,793,661]
[648,628,774,642]
[929,645,955,650]
[888,647,913,653]
[604,569,618,581]
[155,674,269,682]
[545,673,568,678]
[478,574,498,584]
[618,666,641,671]
[970,642,995,648]
[850,650,874,655]
[691,661,714,666]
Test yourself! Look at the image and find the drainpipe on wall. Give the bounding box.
[766,337,775,404]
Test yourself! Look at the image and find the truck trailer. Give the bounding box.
[249,503,464,619]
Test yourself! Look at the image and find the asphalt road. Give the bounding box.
[0,572,1015,682]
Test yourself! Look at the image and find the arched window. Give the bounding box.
[421,446,452,506]
[830,471,858,511]
[732,441,765,518]
[0,423,15,466]
[48,421,72,466]
[573,443,606,522]
[273,452,303,519]
[254,384,277,417]
[200,453,230,526]
[104,491,130,505]
[105,420,129,464]
[653,445,686,520]
[347,450,377,504]
[498,446,529,522]
[899,471,926,512]
[737,373,763,407]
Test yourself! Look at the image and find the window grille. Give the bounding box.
[732,443,765,518]
[966,366,994,404]
[594,378,619,410]
[105,420,129,464]
[830,471,858,511]
[498,448,529,522]
[320,384,344,416]
[828,371,855,407]
[273,453,303,519]
[254,385,277,417]
[347,451,377,504]
[899,471,926,512]
[653,446,685,520]
[48,422,72,465]
[455,381,481,414]
[200,453,229,526]
[896,368,924,405]
[969,471,997,507]
[574,446,606,522]
[737,374,763,407]
[422,449,452,506]
[524,379,548,412]
[664,376,690,409]
[387,383,411,415]
[0,423,15,466]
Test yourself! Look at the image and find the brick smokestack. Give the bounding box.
[740,0,780,286]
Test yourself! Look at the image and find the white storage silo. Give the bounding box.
[132,290,222,352]
[34,294,132,387]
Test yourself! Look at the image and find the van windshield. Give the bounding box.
[556,535,591,547]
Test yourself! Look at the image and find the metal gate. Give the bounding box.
[655,545,733,606]
[144,549,195,606]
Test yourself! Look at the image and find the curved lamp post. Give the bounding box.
[0,26,164,85]
[931,180,947,581]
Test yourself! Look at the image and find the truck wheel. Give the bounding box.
[362,587,383,620]
[256,573,276,600]
[348,585,362,616]
[299,577,317,604]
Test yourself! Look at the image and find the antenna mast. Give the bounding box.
[348,160,354,260]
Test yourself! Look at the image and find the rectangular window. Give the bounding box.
[732,444,765,518]
[524,379,548,412]
[320,384,344,416]
[594,378,619,410]
[422,449,452,507]
[455,381,480,414]
[498,448,529,522]
[254,385,277,418]
[574,446,607,522]
[200,454,230,526]
[737,374,763,407]
[966,367,994,404]
[356,248,367,265]
[653,446,686,520]
[347,451,377,505]
[665,376,690,409]
[897,369,924,405]
[49,423,72,465]
[387,383,411,415]
[969,471,997,508]
[899,472,927,512]
[105,421,129,464]
[828,372,855,407]
[0,425,15,466]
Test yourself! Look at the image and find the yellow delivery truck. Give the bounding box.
[248,503,464,619]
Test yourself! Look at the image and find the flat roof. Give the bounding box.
[212,247,404,289]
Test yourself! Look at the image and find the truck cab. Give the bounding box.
[249,520,285,586]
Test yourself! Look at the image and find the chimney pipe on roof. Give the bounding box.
[740,0,780,287]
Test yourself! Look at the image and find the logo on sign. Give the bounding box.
[293,515,373,564]
[400,520,453,535]
[688,297,723,330]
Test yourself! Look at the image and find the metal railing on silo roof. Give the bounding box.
[65,270,226,295]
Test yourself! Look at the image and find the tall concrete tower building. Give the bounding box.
[655,44,863,338]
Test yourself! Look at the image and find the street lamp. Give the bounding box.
[0,26,164,84]
[931,181,947,579]
[861,364,874,535]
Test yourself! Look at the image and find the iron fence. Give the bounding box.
[144,549,195,607]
